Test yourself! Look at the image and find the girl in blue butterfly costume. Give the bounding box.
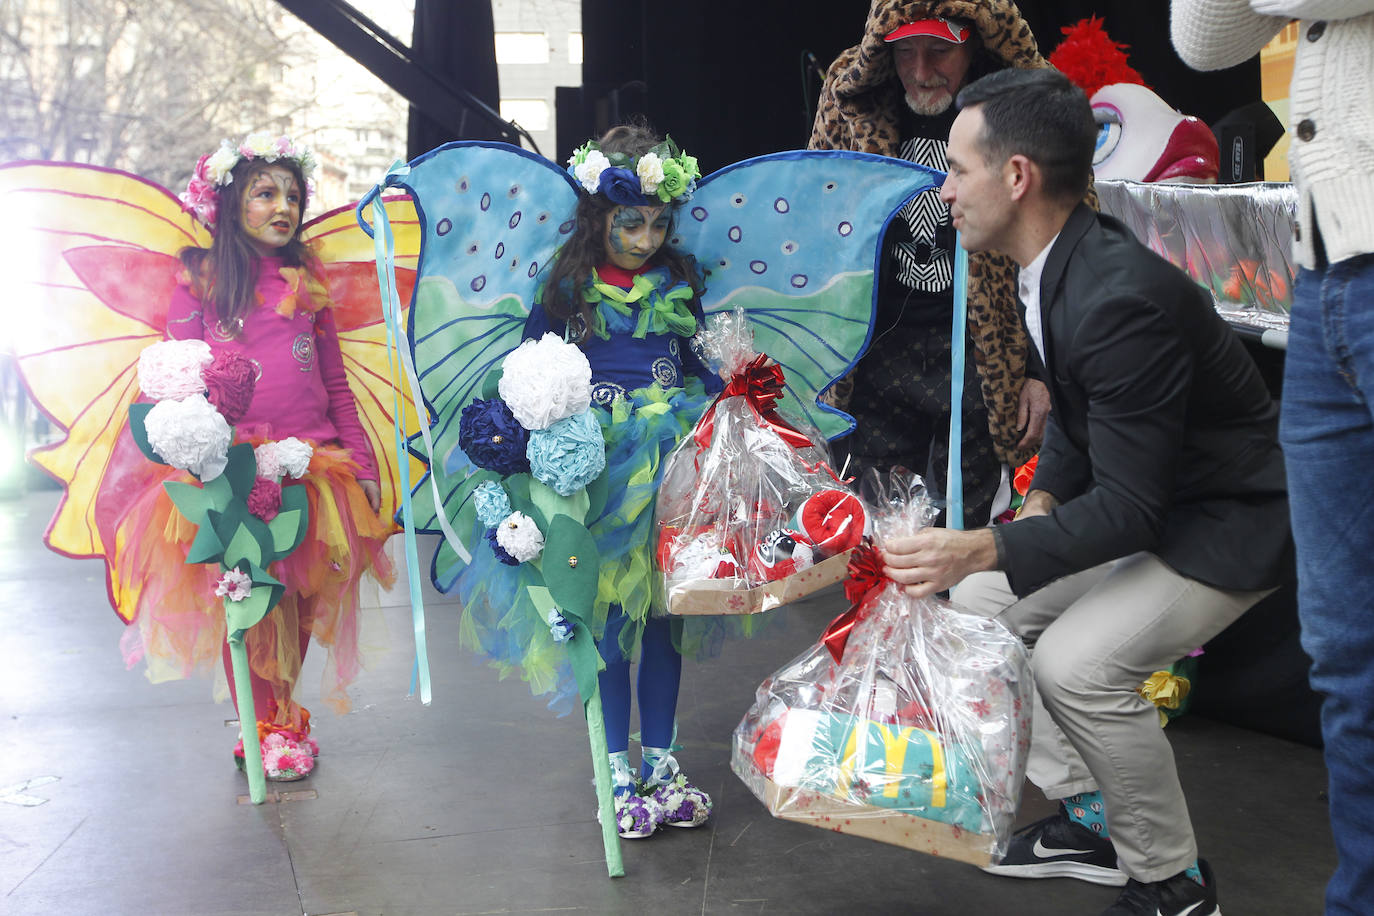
[468,124,723,838]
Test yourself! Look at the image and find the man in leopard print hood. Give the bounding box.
[811,0,1050,527]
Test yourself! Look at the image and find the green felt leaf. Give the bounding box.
[127,403,168,465]
[503,473,544,529]
[203,474,233,510]
[224,443,257,500]
[540,515,601,619]
[266,483,310,561]
[224,583,276,631]
[267,508,304,557]
[563,622,603,704]
[223,522,264,571]
[479,367,503,399]
[164,480,213,526]
[529,478,588,525]
[214,502,274,573]
[185,521,225,565]
[247,562,283,588]
[584,469,609,524]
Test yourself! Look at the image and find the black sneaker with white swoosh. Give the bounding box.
[1100,858,1220,916]
[982,808,1127,886]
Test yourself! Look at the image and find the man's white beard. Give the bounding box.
[904,89,955,117]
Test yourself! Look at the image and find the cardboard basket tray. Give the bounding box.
[666,549,852,615]
[760,776,997,866]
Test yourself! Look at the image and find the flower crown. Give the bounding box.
[566,138,701,206]
[180,132,319,230]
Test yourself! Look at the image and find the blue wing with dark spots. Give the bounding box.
[670,150,943,440]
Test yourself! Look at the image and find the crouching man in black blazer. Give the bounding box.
[883,67,1291,916]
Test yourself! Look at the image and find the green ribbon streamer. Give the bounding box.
[369,161,433,705]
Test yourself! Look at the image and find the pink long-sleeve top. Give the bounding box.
[165,255,378,481]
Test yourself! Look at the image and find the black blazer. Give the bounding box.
[996,204,1293,597]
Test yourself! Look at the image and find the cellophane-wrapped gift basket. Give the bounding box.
[655,311,866,615]
[731,471,1033,864]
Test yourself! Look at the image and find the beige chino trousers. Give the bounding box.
[953,552,1271,883]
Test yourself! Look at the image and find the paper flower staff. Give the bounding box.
[128,339,311,804]
[452,331,628,875]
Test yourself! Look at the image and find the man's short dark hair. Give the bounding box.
[955,68,1096,201]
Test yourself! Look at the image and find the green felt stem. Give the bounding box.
[228,629,266,804]
[583,687,624,878]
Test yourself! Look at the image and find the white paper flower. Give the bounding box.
[240,131,278,159]
[274,437,314,478]
[137,339,213,401]
[144,395,233,480]
[214,567,253,602]
[495,511,544,563]
[205,141,241,185]
[636,152,665,194]
[498,333,592,430]
[573,149,610,193]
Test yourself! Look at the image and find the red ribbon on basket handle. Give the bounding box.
[693,354,813,452]
[820,540,890,663]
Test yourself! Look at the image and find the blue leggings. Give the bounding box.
[597,608,681,764]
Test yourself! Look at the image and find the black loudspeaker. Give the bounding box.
[1212,100,1287,183]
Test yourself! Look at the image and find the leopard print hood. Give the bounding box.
[810,0,1049,468]
[829,0,1045,108]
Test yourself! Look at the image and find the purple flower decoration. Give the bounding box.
[598,167,651,207]
[485,528,521,566]
[458,397,530,475]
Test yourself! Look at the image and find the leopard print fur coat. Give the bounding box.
[809,0,1046,467]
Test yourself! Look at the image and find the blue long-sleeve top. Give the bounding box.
[522,261,724,408]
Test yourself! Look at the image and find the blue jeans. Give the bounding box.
[1279,255,1374,916]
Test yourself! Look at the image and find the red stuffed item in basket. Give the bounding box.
[655,311,865,615]
[730,469,1033,865]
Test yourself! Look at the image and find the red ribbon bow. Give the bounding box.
[820,541,890,663]
[693,354,813,452]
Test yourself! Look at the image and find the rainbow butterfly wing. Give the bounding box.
[300,196,425,527]
[1,161,423,620]
[1,163,206,593]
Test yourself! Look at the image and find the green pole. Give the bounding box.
[583,687,625,877]
[228,629,266,804]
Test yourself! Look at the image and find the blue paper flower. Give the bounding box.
[485,527,521,566]
[474,481,512,528]
[458,398,530,476]
[598,167,647,206]
[527,409,606,496]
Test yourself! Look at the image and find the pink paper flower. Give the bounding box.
[202,350,256,425]
[246,476,282,521]
[214,567,253,602]
[137,339,213,401]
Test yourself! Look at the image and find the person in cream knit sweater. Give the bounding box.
[1173,5,1374,915]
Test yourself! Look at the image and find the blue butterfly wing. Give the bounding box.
[670,150,943,441]
[378,141,579,589]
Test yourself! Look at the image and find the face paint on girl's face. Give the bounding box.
[241,164,302,255]
[603,205,670,270]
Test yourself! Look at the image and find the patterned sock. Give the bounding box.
[1183,860,1204,886]
[1062,790,1110,838]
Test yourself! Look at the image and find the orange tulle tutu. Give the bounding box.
[112,444,396,713]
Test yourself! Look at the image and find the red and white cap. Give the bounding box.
[884,17,972,44]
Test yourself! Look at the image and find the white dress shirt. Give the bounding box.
[1016,232,1060,366]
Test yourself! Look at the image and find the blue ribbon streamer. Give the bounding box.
[369,161,432,705]
[947,236,968,530]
